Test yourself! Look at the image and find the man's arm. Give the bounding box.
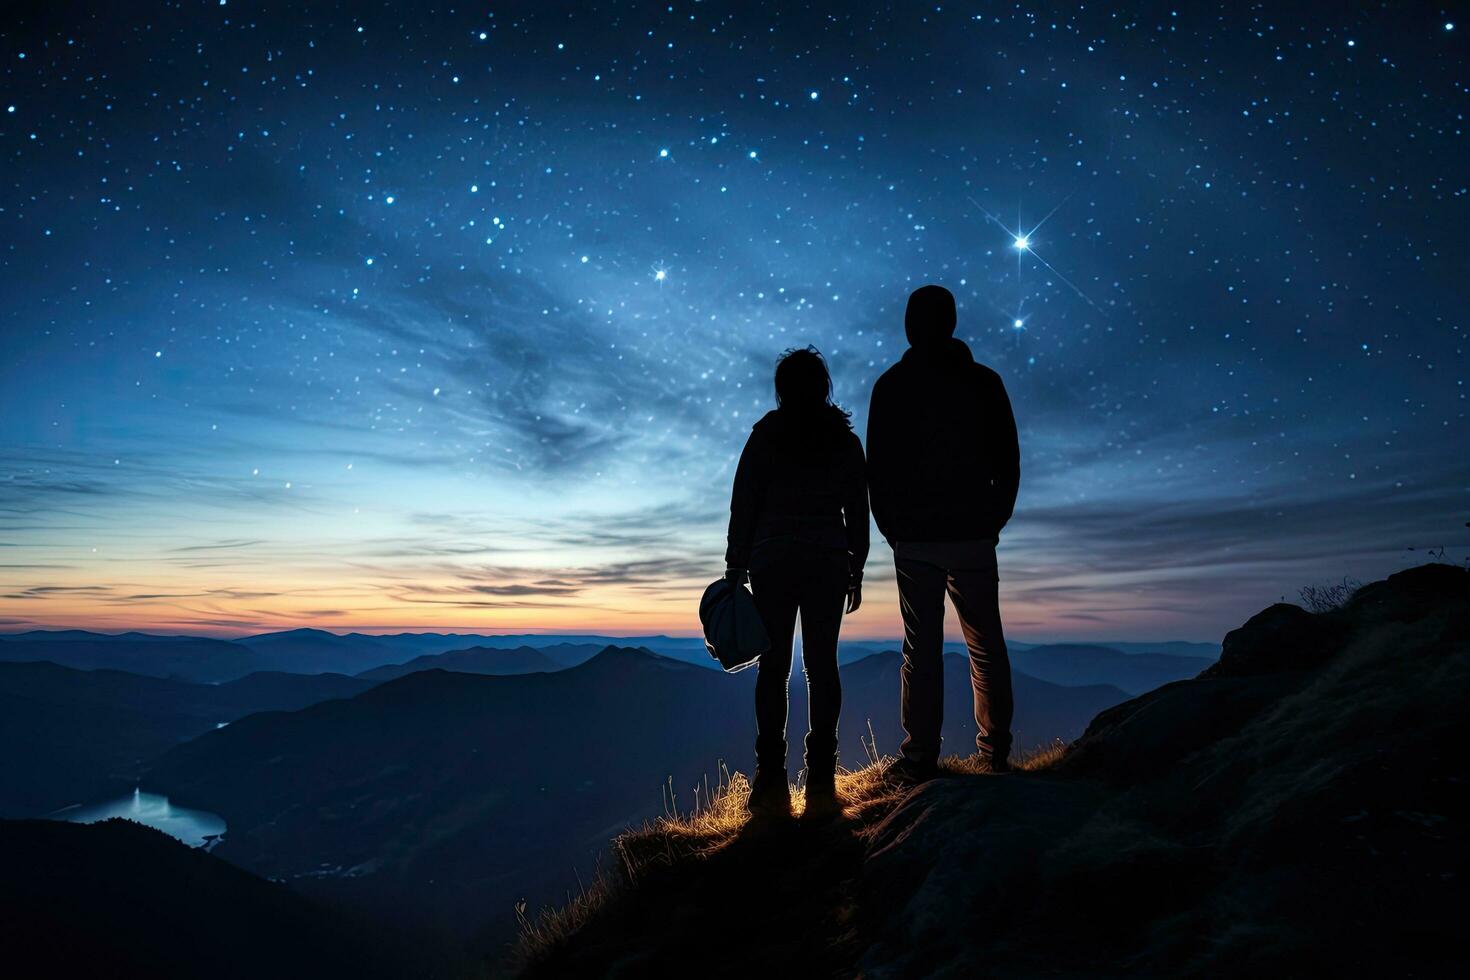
[865,375,895,543]
[988,373,1020,531]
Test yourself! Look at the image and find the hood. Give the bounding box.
[901,336,976,371]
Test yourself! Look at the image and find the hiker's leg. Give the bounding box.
[947,546,1013,764]
[897,556,948,766]
[798,551,848,781]
[750,566,799,772]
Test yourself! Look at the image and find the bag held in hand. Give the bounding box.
[699,577,770,672]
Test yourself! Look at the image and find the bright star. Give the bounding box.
[659,148,669,157]
[654,269,667,281]
[969,192,1100,312]
[1013,318,1024,329]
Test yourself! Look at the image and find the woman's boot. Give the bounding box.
[802,757,844,821]
[746,766,791,817]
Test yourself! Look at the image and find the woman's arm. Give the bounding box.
[724,427,767,570]
[843,434,870,582]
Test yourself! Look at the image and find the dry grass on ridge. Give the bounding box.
[512,736,1068,969]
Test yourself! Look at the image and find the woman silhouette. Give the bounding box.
[725,346,869,818]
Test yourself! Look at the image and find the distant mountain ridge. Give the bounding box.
[0,628,1218,688]
[0,634,255,683]
[357,644,563,681]
[1011,643,1216,695]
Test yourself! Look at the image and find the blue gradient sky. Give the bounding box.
[1,3,1465,640]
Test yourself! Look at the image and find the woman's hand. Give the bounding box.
[724,566,749,586]
[846,582,862,614]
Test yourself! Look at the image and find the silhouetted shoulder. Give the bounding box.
[873,361,905,388]
[971,361,1007,388]
[751,409,782,431]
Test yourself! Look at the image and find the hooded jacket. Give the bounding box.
[866,337,1019,544]
[724,408,869,578]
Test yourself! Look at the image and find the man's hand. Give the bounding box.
[724,566,749,586]
[846,582,863,614]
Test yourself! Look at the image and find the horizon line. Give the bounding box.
[0,623,1222,646]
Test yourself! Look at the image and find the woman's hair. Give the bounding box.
[773,346,852,428]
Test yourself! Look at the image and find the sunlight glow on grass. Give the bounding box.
[512,732,1073,972]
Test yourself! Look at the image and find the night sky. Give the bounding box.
[1,3,1465,641]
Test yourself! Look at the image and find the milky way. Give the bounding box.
[1,3,1465,640]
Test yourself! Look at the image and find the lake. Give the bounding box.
[52,788,226,848]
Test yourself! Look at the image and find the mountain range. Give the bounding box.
[127,646,1123,949]
[7,564,1449,978]
[0,626,1217,679]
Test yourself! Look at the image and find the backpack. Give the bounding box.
[699,577,770,672]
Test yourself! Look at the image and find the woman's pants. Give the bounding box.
[749,545,849,776]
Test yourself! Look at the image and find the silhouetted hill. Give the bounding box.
[0,634,253,682]
[516,564,1468,979]
[530,642,609,666]
[427,632,712,665]
[0,817,425,980]
[358,644,562,681]
[235,627,407,674]
[838,638,975,663]
[212,669,377,709]
[143,646,746,947]
[0,661,376,815]
[1099,639,1220,658]
[1011,642,1214,694]
[836,639,1219,680]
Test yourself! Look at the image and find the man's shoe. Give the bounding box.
[884,757,939,788]
[746,769,792,817]
[968,752,1013,775]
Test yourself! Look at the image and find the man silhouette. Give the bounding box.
[867,284,1020,782]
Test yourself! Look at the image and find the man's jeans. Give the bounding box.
[894,539,1013,765]
[750,543,849,775]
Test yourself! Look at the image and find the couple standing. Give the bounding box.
[725,284,1021,818]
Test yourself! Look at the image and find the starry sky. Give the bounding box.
[1,2,1465,641]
